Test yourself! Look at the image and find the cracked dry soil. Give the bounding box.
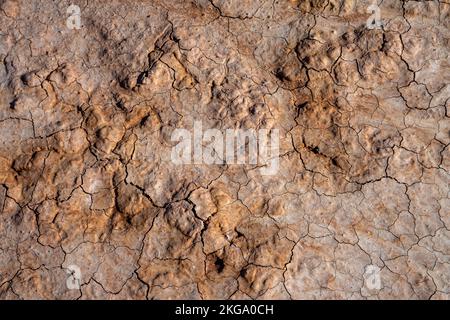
[0,0,449,300]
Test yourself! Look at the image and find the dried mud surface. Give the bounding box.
[0,0,449,300]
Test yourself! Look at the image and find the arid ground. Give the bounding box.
[0,0,449,299]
